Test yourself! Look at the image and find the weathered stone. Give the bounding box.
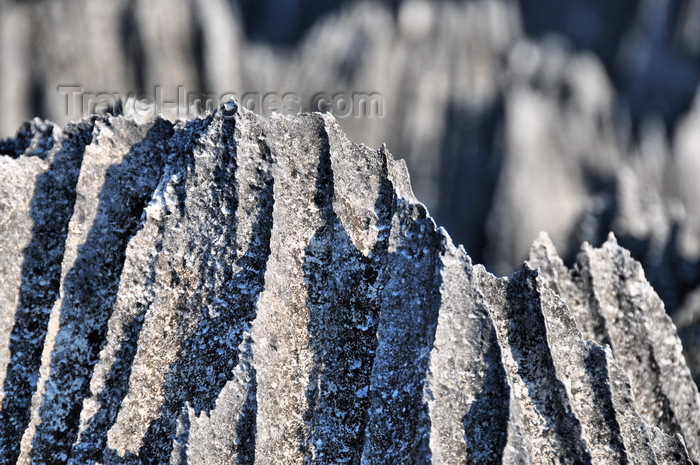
[0,105,698,464]
[530,232,700,463]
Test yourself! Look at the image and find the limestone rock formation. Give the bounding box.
[0,105,698,463]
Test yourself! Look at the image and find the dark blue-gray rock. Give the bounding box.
[0,105,698,463]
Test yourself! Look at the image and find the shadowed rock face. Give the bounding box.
[0,105,698,464]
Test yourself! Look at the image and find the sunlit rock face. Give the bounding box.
[0,106,698,464]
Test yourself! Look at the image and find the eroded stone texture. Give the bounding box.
[0,106,698,464]
[529,233,700,463]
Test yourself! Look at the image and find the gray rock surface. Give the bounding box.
[0,105,698,463]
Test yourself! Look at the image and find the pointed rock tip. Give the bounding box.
[436,227,473,265]
[605,231,618,245]
[318,110,340,125]
[529,231,557,253]
[509,260,539,281]
[521,260,538,276]
[527,231,566,270]
[536,230,553,244]
[214,98,239,120]
[600,231,626,256]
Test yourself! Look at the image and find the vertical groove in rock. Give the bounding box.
[178,107,273,464]
[584,236,700,462]
[360,197,443,463]
[536,281,628,463]
[300,116,390,463]
[530,232,700,463]
[69,305,148,464]
[0,105,696,463]
[0,119,90,464]
[139,116,272,463]
[103,115,226,459]
[25,117,172,463]
[528,232,613,348]
[427,238,509,464]
[66,120,197,464]
[481,266,593,464]
[249,114,329,463]
[592,342,660,464]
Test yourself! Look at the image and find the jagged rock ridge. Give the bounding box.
[0,106,698,463]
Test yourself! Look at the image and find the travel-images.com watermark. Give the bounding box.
[58,86,384,120]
